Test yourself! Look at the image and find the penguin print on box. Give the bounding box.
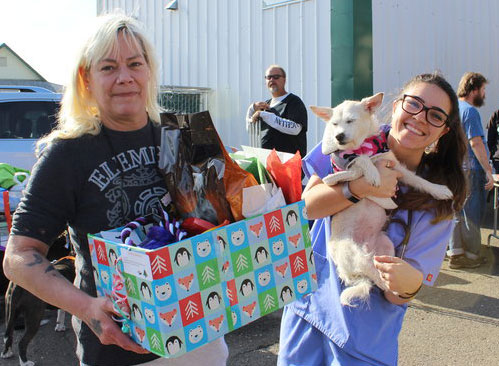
[217,235,227,251]
[131,304,143,321]
[254,246,269,264]
[285,210,299,227]
[108,248,118,267]
[140,282,152,301]
[280,286,293,302]
[239,279,255,297]
[206,291,222,310]
[166,336,183,355]
[174,247,192,267]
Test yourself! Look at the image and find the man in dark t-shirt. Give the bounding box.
[245,65,308,157]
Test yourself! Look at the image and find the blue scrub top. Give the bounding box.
[288,135,454,365]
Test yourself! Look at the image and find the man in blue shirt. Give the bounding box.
[448,72,493,269]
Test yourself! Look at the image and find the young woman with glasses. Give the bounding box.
[278,73,468,366]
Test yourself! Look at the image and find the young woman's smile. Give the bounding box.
[389,82,451,168]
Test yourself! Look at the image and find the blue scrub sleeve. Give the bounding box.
[389,211,454,286]
[302,142,331,179]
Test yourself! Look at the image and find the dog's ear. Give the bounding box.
[310,106,333,122]
[361,92,384,114]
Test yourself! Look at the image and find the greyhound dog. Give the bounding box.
[310,93,452,306]
[2,256,75,366]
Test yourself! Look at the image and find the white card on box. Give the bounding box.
[122,250,153,281]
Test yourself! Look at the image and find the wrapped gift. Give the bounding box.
[88,200,316,358]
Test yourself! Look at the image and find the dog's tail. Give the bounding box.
[340,278,372,307]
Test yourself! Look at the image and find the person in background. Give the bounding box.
[487,109,499,173]
[2,13,228,366]
[278,72,467,365]
[245,64,308,157]
[447,72,493,269]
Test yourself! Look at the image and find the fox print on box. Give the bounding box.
[88,201,316,358]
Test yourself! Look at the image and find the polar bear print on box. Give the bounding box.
[188,325,204,344]
[155,282,172,301]
[196,239,212,258]
[231,229,245,246]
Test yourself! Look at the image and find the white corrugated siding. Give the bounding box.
[99,0,331,152]
[373,0,499,128]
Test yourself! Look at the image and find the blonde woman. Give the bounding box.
[3,13,228,366]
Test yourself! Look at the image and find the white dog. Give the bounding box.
[310,93,452,306]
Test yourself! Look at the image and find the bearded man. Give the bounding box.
[448,72,493,269]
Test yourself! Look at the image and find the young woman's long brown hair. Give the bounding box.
[394,73,468,222]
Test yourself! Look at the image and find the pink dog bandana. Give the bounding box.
[330,131,389,172]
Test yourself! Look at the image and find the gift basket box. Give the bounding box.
[88,200,316,358]
[88,111,316,358]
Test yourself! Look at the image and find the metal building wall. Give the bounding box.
[373,0,499,127]
[98,0,331,152]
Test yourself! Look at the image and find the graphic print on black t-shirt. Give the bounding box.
[88,146,166,227]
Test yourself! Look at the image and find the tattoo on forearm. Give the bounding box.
[44,264,62,278]
[44,265,56,274]
[26,253,43,267]
[90,319,102,336]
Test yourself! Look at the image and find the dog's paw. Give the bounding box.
[364,169,381,187]
[322,174,339,186]
[367,196,398,210]
[430,184,453,200]
[1,348,13,359]
[55,323,66,332]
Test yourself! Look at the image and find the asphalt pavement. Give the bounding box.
[1,200,499,366]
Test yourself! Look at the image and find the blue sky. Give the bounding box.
[1,0,97,85]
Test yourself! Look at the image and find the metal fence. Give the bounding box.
[158,86,210,114]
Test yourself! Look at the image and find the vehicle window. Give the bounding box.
[0,101,58,139]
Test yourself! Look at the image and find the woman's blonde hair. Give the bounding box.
[37,13,161,153]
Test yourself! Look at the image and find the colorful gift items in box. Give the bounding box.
[88,200,316,358]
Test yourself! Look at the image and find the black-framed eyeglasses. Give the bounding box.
[265,74,284,80]
[400,94,449,127]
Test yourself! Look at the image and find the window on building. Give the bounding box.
[263,0,308,9]
[0,57,7,67]
[158,87,210,114]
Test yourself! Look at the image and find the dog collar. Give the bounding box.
[331,131,389,172]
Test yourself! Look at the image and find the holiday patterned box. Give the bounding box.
[88,200,317,358]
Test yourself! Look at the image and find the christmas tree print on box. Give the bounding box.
[88,200,316,358]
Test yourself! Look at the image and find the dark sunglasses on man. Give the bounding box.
[265,74,284,80]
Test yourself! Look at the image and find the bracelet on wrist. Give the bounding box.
[397,282,423,299]
[342,182,360,204]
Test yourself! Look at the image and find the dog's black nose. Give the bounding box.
[336,133,345,144]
